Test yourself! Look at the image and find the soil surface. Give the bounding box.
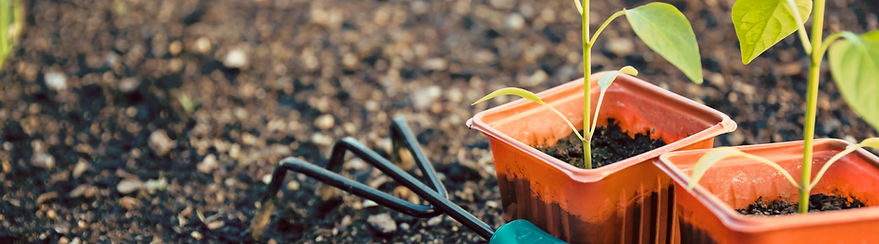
[736,194,866,216]
[0,0,877,243]
[538,119,666,168]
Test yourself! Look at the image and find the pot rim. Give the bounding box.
[656,138,879,233]
[466,72,736,182]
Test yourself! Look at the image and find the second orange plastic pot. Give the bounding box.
[467,73,736,243]
[655,139,879,243]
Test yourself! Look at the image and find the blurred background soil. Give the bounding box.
[0,0,877,243]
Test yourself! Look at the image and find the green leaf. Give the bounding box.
[688,147,799,190]
[625,3,702,84]
[731,0,812,64]
[472,87,584,141]
[590,66,638,138]
[829,31,879,132]
[810,137,879,190]
[597,66,638,90]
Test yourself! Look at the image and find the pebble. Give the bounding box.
[224,48,248,68]
[70,237,81,244]
[727,131,745,146]
[262,174,273,184]
[194,37,211,54]
[207,221,225,230]
[396,148,415,171]
[32,153,55,170]
[148,130,175,156]
[367,213,397,235]
[118,77,140,93]
[505,13,525,30]
[119,196,139,210]
[168,41,183,56]
[411,86,442,111]
[314,114,335,130]
[286,180,299,191]
[363,199,378,208]
[36,191,58,205]
[423,58,446,71]
[426,216,442,226]
[197,154,218,173]
[191,231,203,240]
[46,210,56,219]
[311,133,334,146]
[44,71,68,90]
[606,38,635,56]
[117,179,144,194]
[72,159,90,178]
[400,222,410,231]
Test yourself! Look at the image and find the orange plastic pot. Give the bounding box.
[655,139,879,243]
[467,73,736,243]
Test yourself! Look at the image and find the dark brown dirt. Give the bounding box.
[0,0,877,243]
[538,119,666,168]
[736,194,866,216]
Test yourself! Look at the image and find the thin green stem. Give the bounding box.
[582,0,592,169]
[815,32,844,63]
[785,0,812,54]
[799,0,825,214]
[589,10,625,45]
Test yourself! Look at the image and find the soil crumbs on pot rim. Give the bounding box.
[737,194,866,216]
[537,119,666,169]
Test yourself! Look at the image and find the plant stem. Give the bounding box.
[582,0,592,169]
[799,0,825,214]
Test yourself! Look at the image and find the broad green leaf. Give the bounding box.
[688,147,798,190]
[732,0,812,64]
[810,137,879,190]
[472,87,583,141]
[625,3,702,84]
[828,31,879,132]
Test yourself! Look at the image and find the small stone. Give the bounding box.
[344,158,369,171]
[32,153,55,170]
[367,213,397,235]
[400,222,410,231]
[148,130,175,156]
[46,210,56,219]
[314,114,335,130]
[727,131,745,146]
[73,159,90,178]
[117,179,144,194]
[70,237,81,244]
[197,154,218,173]
[44,71,68,90]
[118,77,140,93]
[267,239,278,244]
[168,41,183,56]
[339,215,353,229]
[119,196,139,210]
[505,13,525,30]
[396,148,415,171]
[207,221,225,230]
[426,216,442,226]
[59,237,69,244]
[423,58,446,71]
[224,48,248,68]
[191,231,203,240]
[37,192,58,205]
[311,133,334,146]
[606,38,635,56]
[286,180,299,191]
[363,199,378,208]
[524,70,548,86]
[486,200,499,208]
[194,37,211,54]
[262,174,273,184]
[393,186,414,201]
[411,86,442,111]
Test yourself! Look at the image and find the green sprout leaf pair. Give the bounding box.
[472,66,638,143]
[577,2,703,84]
[688,138,879,192]
[732,0,812,64]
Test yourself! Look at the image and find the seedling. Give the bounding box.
[689,0,879,214]
[472,1,704,169]
[0,0,24,69]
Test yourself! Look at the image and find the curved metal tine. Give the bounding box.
[263,157,434,216]
[389,116,448,199]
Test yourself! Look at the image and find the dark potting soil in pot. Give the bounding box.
[736,193,866,216]
[537,118,666,169]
